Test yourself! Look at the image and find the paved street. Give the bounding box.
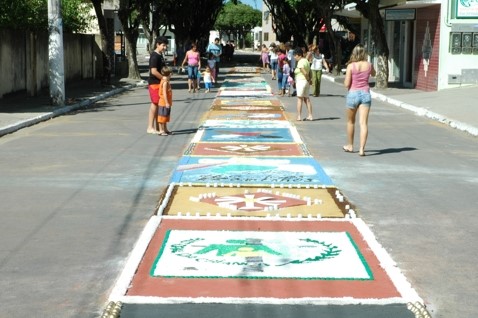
[0,52,477,317]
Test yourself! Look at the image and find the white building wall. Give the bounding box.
[438,2,478,89]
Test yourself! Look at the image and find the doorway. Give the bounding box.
[388,20,415,87]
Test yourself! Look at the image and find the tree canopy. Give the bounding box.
[0,0,93,32]
[1,0,390,87]
[215,1,261,41]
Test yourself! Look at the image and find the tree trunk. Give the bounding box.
[91,0,111,85]
[375,54,388,89]
[358,0,389,89]
[125,35,141,79]
[117,2,141,80]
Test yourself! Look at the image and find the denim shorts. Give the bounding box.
[187,65,199,79]
[270,60,278,72]
[346,90,372,108]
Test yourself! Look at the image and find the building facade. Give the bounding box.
[260,9,278,48]
[262,1,478,91]
[346,0,478,91]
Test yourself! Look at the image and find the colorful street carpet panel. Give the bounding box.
[184,142,310,157]
[159,185,352,218]
[221,78,266,84]
[212,98,282,107]
[220,81,269,89]
[169,156,334,186]
[230,67,261,72]
[200,119,292,129]
[205,110,287,121]
[119,218,417,303]
[193,127,300,143]
[210,104,283,111]
[218,90,273,97]
[152,230,370,279]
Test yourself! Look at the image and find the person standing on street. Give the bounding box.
[202,66,213,93]
[181,43,201,93]
[157,66,173,136]
[260,44,270,71]
[343,44,376,156]
[207,53,217,84]
[307,44,329,97]
[276,45,287,95]
[207,38,222,78]
[269,43,278,80]
[285,42,296,96]
[293,48,314,121]
[147,36,168,134]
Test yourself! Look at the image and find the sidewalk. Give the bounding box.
[0,77,145,137]
[322,73,478,137]
[1,71,477,138]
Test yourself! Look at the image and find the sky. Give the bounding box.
[239,0,264,10]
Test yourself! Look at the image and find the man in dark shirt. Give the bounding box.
[147,36,169,134]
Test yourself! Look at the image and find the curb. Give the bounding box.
[370,91,478,137]
[0,82,142,137]
[322,74,478,137]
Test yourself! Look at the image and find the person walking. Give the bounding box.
[343,44,376,156]
[260,44,270,71]
[181,43,201,93]
[206,38,222,78]
[285,42,296,96]
[308,44,329,97]
[202,66,213,93]
[281,58,292,96]
[207,53,217,84]
[293,47,314,121]
[157,66,173,136]
[147,36,168,134]
[269,43,278,80]
[276,45,287,96]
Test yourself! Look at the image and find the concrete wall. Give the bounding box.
[0,29,98,99]
[1,30,27,96]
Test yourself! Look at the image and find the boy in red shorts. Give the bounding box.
[147,36,168,134]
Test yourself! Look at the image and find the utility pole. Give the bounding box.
[48,0,65,106]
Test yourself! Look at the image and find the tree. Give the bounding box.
[90,0,113,84]
[0,0,93,32]
[138,0,167,55]
[117,0,142,79]
[354,0,389,89]
[215,1,261,49]
[62,0,94,33]
[159,0,224,54]
[263,0,323,47]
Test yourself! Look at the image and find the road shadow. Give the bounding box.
[318,94,345,98]
[171,128,198,135]
[317,117,341,121]
[365,147,417,156]
[296,117,340,122]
